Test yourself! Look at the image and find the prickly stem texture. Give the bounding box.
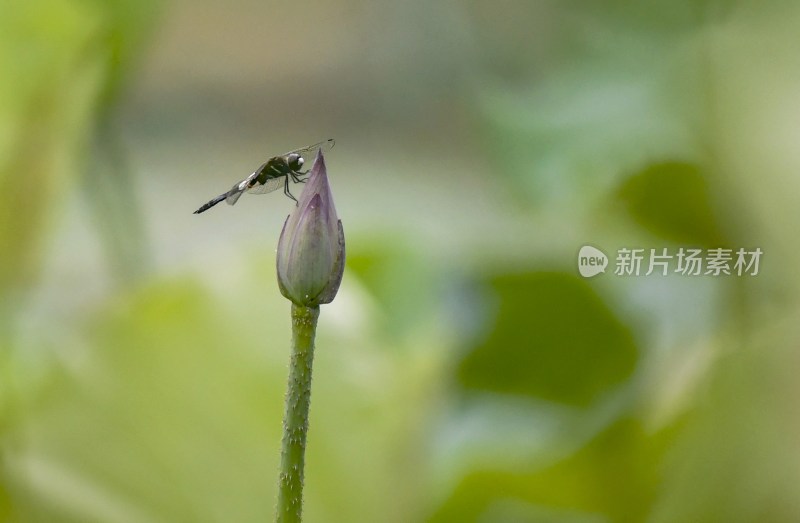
[276,304,319,523]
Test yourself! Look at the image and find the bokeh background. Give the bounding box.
[2,1,800,522]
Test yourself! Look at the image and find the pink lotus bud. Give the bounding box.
[276,150,345,307]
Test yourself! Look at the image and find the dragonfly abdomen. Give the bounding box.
[193,193,227,214]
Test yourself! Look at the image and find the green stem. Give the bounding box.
[276,304,320,523]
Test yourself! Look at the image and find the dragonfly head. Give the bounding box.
[287,153,304,171]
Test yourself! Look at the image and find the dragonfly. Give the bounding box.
[193,139,334,214]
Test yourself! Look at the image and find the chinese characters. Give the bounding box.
[613,248,762,276]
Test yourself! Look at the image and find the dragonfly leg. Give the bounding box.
[284,176,298,203]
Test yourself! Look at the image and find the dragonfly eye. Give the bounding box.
[287,153,303,170]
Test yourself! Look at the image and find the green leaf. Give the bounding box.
[456,272,637,407]
[616,161,726,246]
[428,418,674,523]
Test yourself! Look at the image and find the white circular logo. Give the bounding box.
[578,245,608,278]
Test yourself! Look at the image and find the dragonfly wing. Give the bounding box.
[224,177,251,206]
[246,176,284,195]
[226,188,244,206]
[278,138,335,158]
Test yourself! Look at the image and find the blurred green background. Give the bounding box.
[2,1,799,522]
